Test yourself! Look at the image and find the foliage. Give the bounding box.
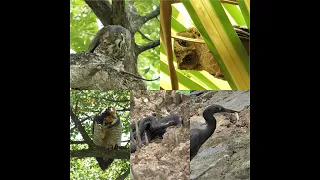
[70,0,98,52]
[70,90,130,180]
[160,1,250,90]
[133,0,160,90]
[70,0,160,90]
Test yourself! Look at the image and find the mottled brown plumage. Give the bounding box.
[173,26,249,80]
[92,107,122,171]
[88,25,131,60]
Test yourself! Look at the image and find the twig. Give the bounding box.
[118,108,131,112]
[116,168,130,180]
[133,6,160,32]
[70,116,92,132]
[103,98,130,102]
[138,30,153,41]
[171,34,206,44]
[70,106,94,146]
[137,40,160,54]
[142,6,160,24]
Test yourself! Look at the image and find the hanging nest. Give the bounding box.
[173,26,249,80]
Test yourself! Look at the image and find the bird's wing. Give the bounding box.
[88,26,110,53]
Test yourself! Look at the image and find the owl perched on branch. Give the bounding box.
[92,107,122,171]
[88,25,131,60]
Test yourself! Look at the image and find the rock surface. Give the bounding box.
[130,90,190,180]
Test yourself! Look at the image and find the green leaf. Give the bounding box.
[181,0,250,90]
[237,0,250,30]
[222,4,246,26]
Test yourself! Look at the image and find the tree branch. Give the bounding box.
[138,30,153,41]
[142,6,160,24]
[118,108,130,112]
[70,116,92,132]
[70,141,87,144]
[71,146,129,159]
[112,0,128,26]
[71,140,130,144]
[103,98,130,102]
[70,52,146,90]
[131,6,160,33]
[70,106,94,147]
[116,168,130,180]
[85,0,112,26]
[137,40,160,54]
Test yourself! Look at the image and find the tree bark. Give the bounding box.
[70,52,146,90]
[71,146,129,159]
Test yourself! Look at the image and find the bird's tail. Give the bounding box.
[95,157,114,171]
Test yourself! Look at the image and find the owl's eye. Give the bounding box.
[178,40,187,47]
[123,33,126,36]
[114,33,118,36]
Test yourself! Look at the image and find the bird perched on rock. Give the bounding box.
[92,107,122,170]
[88,25,132,60]
[190,104,238,160]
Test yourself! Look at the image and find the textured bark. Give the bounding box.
[70,52,146,90]
[84,0,112,26]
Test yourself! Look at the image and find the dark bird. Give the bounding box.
[151,114,182,138]
[130,114,182,153]
[92,107,122,170]
[190,104,238,160]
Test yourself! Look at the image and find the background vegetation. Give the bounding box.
[70,90,130,180]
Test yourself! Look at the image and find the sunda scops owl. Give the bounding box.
[88,25,131,59]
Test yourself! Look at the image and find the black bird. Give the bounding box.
[190,104,238,160]
[130,114,182,153]
[151,114,182,138]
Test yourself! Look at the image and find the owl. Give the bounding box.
[88,25,131,60]
[173,26,249,80]
[92,107,122,171]
[174,27,226,80]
